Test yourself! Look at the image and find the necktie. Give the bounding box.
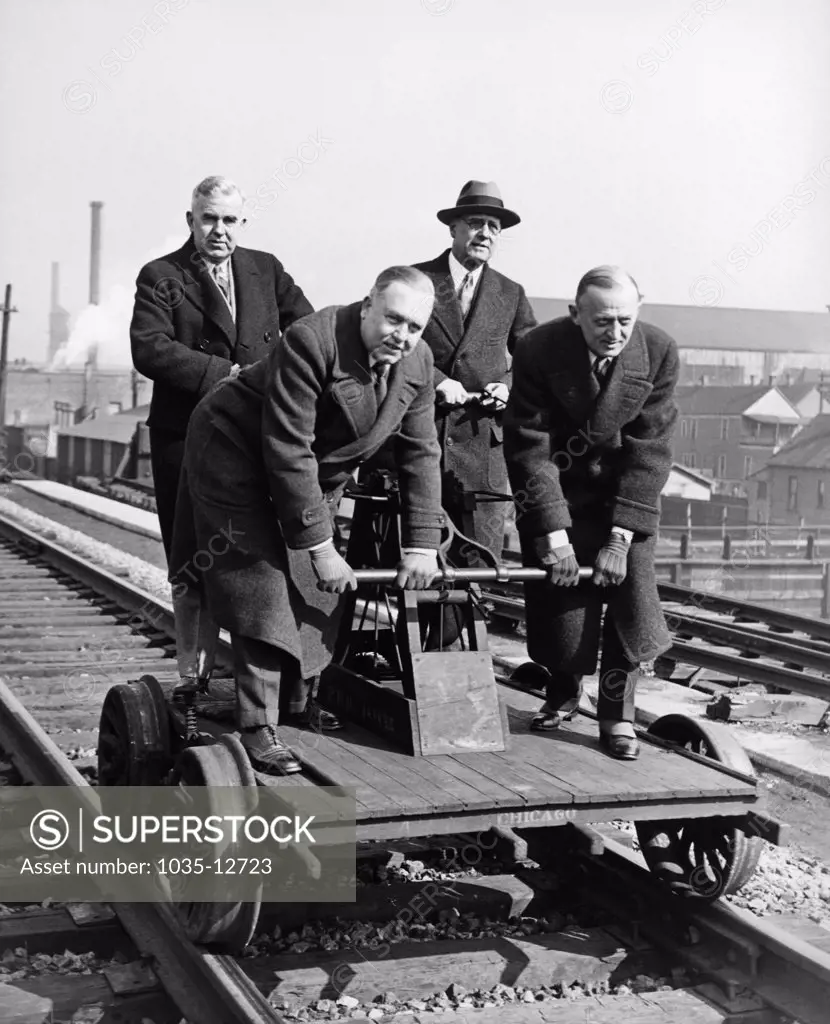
[373,364,388,407]
[593,357,611,383]
[458,271,476,320]
[214,264,232,309]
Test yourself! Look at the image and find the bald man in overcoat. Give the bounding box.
[504,267,679,760]
[170,267,445,774]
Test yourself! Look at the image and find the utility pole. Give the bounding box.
[0,284,19,427]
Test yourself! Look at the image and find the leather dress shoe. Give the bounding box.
[531,696,581,731]
[241,726,302,775]
[598,727,640,761]
[285,700,342,732]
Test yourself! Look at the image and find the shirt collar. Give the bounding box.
[201,255,231,278]
[448,250,485,290]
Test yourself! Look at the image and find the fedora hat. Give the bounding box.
[437,180,520,229]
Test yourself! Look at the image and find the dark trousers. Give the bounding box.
[149,428,186,563]
[230,634,312,729]
[543,608,638,723]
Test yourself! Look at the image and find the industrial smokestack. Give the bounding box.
[51,262,59,311]
[89,201,103,306]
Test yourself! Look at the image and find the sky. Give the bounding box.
[1,0,829,365]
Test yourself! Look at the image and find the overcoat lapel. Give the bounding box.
[422,252,464,347]
[543,320,654,442]
[230,248,261,358]
[589,325,653,442]
[174,239,237,347]
[322,306,423,466]
[545,324,600,425]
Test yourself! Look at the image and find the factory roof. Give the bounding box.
[527,299,828,353]
[57,405,149,444]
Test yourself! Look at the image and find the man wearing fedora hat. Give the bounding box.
[414,180,536,649]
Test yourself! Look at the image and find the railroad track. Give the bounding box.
[1,510,830,1023]
[483,571,830,704]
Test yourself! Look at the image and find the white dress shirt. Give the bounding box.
[448,251,485,302]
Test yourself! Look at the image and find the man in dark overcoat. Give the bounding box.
[170,266,445,775]
[130,175,312,562]
[414,180,536,648]
[503,266,679,761]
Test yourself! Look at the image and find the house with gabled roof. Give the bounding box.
[672,385,802,496]
[777,382,824,421]
[750,414,830,525]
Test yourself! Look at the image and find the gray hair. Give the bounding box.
[372,266,435,298]
[575,265,643,305]
[191,176,246,207]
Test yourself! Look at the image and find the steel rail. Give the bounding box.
[0,519,283,1024]
[581,830,830,1024]
[2,509,823,1018]
[667,611,830,674]
[658,580,830,641]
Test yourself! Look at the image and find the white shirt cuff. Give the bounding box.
[543,529,570,549]
[611,527,634,543]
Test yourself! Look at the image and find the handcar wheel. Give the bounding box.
[510,661,551,691]
[166,735,262,953]
[97,677,172,786]
[635,714,763,900]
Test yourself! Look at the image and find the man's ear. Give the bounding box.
[360,295,371,317]
[185,210,194,231]
[568,302,579,323]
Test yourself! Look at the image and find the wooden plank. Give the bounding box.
[334,731,474,815]
[422,753,533,810]
[498,704,640,803]
[272,724,388,819]
[452,749,559,805]
[410,651,507,755]
[256,873,538,932]
[0,974,176,1023]
[343,992,728,1023]
[247,929,628,1004]
[500,686,752,802]
[319,666,420,755]
[280,722,423,818]
[499,688,681,802]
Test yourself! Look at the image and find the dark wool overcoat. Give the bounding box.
[503,317,680,669]
[413,251,537,560]
[130,236,313,437]
[170,303,445,677]
[130,237,313,555]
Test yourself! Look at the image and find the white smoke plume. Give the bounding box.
[48,284,134,370]
[47,232,187,370]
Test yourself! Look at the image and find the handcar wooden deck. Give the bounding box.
[95,481,784,954]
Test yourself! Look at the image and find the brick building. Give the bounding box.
[672,385,802,496]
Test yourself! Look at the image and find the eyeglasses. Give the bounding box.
[462,217,502,235]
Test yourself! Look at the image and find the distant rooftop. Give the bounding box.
[675,384,770,416]
[761,414,830,470]
[528,299,829,353]
[58,404,148,443]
